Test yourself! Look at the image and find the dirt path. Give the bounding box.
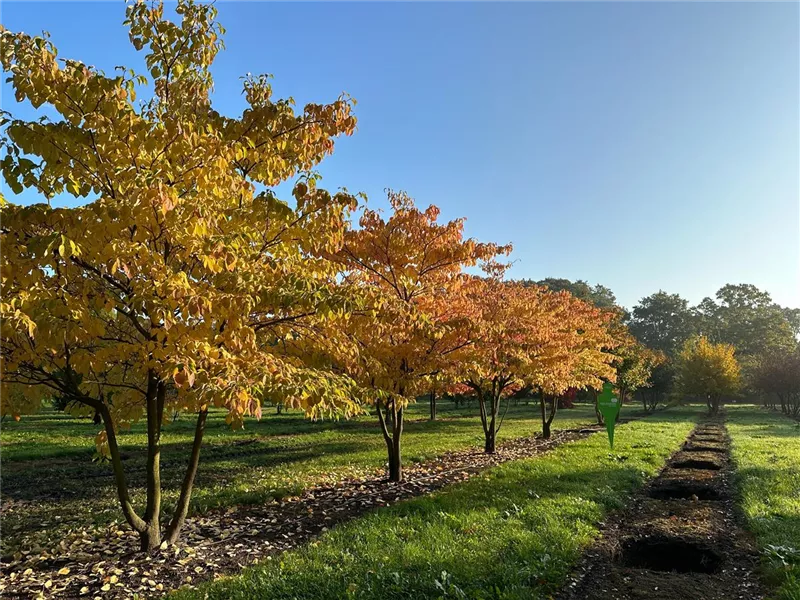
[2,422,615,599]
[557,416,765,600]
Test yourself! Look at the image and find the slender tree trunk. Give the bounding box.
[592,388,603,425]
[546,394,557,438]
[165,408,208,544]
[709,394,721,416]
[485,390,499,454]
[429,389,437,421]
[98,402,147,535]
[390,402,404,482]
[377,399,404,482]
[141,376,165,551]
[540,394,552,439]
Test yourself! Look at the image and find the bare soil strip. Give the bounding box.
[1,422,611,599]
[557,416,765,600]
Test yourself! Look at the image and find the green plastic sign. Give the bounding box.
[597,382,620,449]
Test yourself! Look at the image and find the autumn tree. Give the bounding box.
[611,327,666,415]
[675,336,740,415]
[458,278,616,447]
[328,191,509,480]
[0,0,363,551]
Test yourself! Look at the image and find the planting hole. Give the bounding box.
[683,444,725,454]
[621,537,722,573]
[672,457,722,470]
[693,435,725,442]
[648,481,721,500]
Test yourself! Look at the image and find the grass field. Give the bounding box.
[728,406,800,600]
[173,406,700,600]
[1,399,604,554]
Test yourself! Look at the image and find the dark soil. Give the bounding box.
[557,416,765,600]
[1,423,611,599]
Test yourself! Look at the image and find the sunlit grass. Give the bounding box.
[728,406,800,600]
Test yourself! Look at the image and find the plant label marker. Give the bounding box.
[598,382,620,449]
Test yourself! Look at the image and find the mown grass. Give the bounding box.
[173,406,700,600]
[1,399,600,554]
[728,406,800,600]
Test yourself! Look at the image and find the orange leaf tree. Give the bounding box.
[458,278,616,448]
[0,0,362,550]
[328,191,509,481]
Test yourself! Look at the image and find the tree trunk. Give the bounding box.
[390,402,404,482]
[615,388,625,423]
[98,373,204,552]
[592,389,603,425]
[99,401,147,536]
[377,399,404,482]
[165,408,208,544]
[540,394,550,439]
[429,389,437,421]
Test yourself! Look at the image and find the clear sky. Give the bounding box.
[2,1,798,310]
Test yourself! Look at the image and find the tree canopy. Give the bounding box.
[0,0,364,550]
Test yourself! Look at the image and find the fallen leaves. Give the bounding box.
[0,427,602,599]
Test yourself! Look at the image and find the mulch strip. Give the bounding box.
[556,416,766,600]
[1,422,611,599]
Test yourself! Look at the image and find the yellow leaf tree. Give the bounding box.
[328,191,510,481]
[0,0,361,551]
[675,335,740,415]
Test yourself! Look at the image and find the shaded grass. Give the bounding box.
[1,400,599,555]
[728,406,800,600]
[173,407,700,600]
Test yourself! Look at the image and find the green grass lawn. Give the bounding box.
[172,406,700,600]
[1,399,604,554]
[728,406,800,600]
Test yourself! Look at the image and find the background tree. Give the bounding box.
[639,362,673,412]
[627,291,698,357]
[329,191,509,480]
[675,336,740,415]
[614,334,666,414]
[750,349,800,416]
[521,277,618,310]
[695,284,796,357]
[0,0,362,551]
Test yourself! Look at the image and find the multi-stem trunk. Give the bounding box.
[477,387,498,454]
[429,389,437,421]
[539,393,558,439]
[99,374,208,552]
[474,379,510,455]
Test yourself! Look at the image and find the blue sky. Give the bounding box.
[2,1,798,309]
